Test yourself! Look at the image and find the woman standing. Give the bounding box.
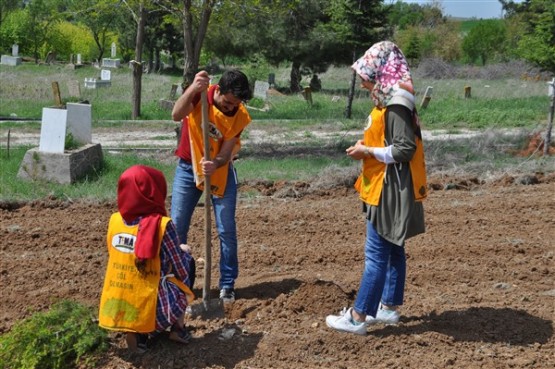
[326,41,427,336]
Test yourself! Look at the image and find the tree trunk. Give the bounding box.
[344,50,357,119]
[154,48,161,72]
[132,4,147,120]
[182,0,214,86]
[290,61,302,93]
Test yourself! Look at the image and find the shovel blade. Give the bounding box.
[187,299,225,320]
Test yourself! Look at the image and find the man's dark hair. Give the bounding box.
[218,69,252,102]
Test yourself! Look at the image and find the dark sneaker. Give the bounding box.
[219,288,235,303]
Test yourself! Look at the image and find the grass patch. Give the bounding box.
[1,64,549,129]
[0,146,176,202]
[0,300,108,369]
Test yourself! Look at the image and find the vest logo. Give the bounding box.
[111,233,136,253]
[208,121,223,140]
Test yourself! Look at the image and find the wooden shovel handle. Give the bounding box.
[201,90,212,304]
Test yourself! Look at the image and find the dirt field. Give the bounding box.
[1,169,554,369]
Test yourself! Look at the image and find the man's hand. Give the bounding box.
[200,157,218,176]
[191,71,211,95]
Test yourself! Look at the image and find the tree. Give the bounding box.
[504,0,555,73]
[0,0,20,28]
[321,0,389,118]
[65,0,122,62]
[462,19,506,65]
[174,0,216,85]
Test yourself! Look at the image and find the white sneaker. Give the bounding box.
[365,307,400,325]
[326,307,367,336]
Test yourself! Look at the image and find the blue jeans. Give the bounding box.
[353,221,406,317]
[170,159,238,289]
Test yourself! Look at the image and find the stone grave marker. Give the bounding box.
[67,80,81,98]
[159,83,179,110]
[18,102,102,184]
[254,81,270,100]
[420,86,433,109]
[52,82,63,107]
[1,43,22,66]
[38,108,67,154]
[101,69,111,81]
[102,42,121,68]
[77,54,82,65]
[45,51,56,64]
[84,69,111,89]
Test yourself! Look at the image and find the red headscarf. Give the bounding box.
[117,165,167,260]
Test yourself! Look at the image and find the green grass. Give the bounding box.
[1,63,553,203]
[0,146,177,202]
[1,63,550,128]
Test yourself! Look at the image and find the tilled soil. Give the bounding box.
[1,174,554,369]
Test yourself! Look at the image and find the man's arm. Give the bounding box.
[171,71,210,122]
[201,137,237,176]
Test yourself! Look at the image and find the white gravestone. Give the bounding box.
[38,103,92,153]
[76,54,82,65]
[254,81,270,100]
[101,69,111,81]
[39,108,67,153]
[1,44,22,66]
[111,42,116,58]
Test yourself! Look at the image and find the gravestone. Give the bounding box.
[301,87,313,105]
[254,81,270,100]
[159,83,179,110]
[420,86,433,109]
[77,54,82,65]
[102,42,121,68]
[18,103,102,184]
[51,82,63,107]
[45,51,56,64]
[67,80,81,98]
[268,73,275,87]
[66,54,82,70]
[84,69,111,89]
[0,44,22,66]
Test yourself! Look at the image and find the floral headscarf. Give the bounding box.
[352,41,414,108]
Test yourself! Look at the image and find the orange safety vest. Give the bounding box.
[188,88,251,197]
[355,107,427,206]
[98,213,169,333]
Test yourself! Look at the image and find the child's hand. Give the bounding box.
[180,244,192,254]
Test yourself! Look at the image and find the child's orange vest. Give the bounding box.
[98,213,169,333]
[355,107,427,206]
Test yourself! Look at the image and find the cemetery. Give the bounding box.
[0,1,554,368]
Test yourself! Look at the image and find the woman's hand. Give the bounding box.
[346,140,371,160]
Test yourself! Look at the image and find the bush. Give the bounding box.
[0,300,108,369]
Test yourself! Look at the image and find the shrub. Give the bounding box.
[0,300,108,369]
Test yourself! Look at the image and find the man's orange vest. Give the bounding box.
[188,87,251,197]
[355,107,427,206]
